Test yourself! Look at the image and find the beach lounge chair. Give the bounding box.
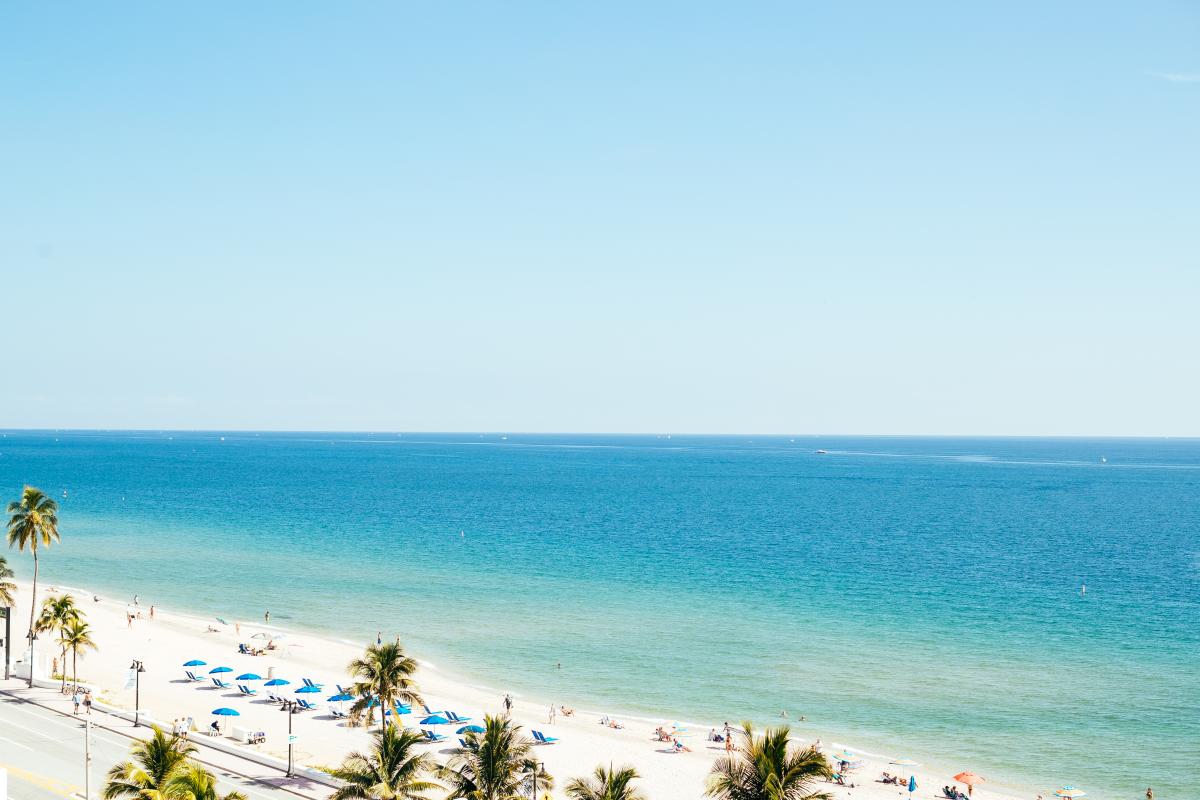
[447,711,472,723]
[330,707,347,719]
[185,671,205,682]
[297,699,318,711]
[422,729,447,743]
[423,704,444,716]
[302,678,324,689]
[237,684,257,696]
[532,730,558,744]
[212,678,231,689]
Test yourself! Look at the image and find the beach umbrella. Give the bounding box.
[832,750,857,763]
[209,666,232,674]
[296,685,321,694]
[908,776,917,795]
[954,773,985,797]
[212,708,239,716]
[457,724,485,734]
[264,678,290,686]
[183,659,206,667]
[1054,788,1086,798]
[235,673,261,681]
[420,714,450,725]
[215,617,228,625]
[328,693,354,702]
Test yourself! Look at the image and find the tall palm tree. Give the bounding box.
[59,617,97,691]
[565,765,645,800]
[442,714,550,800]
[164,762,247,800]
[330,725,440,800]
[706,723,832,800]
[37,594,80,690]
[103,726,196,799]
[0,555,15,608]
[347,641,422,729]
[7,486,60,686]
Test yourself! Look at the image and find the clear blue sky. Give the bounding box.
[2,2,1197,434]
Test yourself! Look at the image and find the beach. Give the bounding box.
[8,578,1022,800]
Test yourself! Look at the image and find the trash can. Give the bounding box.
[267,665,275,679]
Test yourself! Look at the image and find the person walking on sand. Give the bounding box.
[723,722,733,752]
[504,693,513,714]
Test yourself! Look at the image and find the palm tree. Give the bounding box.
[442,714,549,800]
[37,594,80,690]
[0,555,16,608]
[103,726,196,799]
[565,765,645,800]
[347,641,422,729]
[706,723,832,800]
[164,762,247,800]
[59,617,97,691]
[7,486,60,686]
[330,725,440,800]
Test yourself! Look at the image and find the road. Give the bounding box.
[0,690,330,800]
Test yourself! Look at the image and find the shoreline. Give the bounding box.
[12,577,1033,800]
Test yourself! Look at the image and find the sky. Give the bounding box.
[1,2,1197,435]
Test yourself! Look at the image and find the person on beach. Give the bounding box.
[264,610,270,623]
[72,690,81,715]
[1147,789,1154,800]
[126,613,133,629]
[723,722,733,751]
[210,719,221,735]
[549,704,556,724]
[133,594,139,606]
[84,690,92,714]
[504,694,513,714]
[235,622,240,635]
[377,631,382,645]
[149,605,155,619]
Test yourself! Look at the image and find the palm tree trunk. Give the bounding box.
[26,549,38,688]
[60,644,68,692]
[73,648,78,691]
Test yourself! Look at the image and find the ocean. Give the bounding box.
[1,431,1196,798]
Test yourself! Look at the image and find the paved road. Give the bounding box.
[0,691,330,800]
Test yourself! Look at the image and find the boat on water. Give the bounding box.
[816,449,828,454]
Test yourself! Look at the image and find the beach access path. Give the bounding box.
[0,680,333,799]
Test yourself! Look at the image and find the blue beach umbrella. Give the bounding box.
[327,693,353,702]
[264,678,290,687]
[209,666,232,674]
[908,776,917,795]
[183,660,206,667]
[420,714,450,725]
[235,673,261,681]
[296,685,321,694]
[457,724,485,734]
[212,707,240,716]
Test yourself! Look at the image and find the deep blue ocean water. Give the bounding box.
[1,431,1196,798]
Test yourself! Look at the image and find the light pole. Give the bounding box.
[2,605,10,680]
[280,699,298,777]
[84,717,93,800]
[130,660,146,727]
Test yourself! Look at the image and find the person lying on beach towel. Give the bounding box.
[673,738,691,752]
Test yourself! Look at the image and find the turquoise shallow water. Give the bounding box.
[1,431,1196,798]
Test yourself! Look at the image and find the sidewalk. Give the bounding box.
[0,679,337,799]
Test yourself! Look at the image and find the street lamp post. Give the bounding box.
[2,605,10,680]
[280,699,298,777]
[130,660,146,727]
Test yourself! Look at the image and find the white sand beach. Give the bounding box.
[7,580,1024,800]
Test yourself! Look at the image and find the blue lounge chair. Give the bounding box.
[212,678,231,689]
[302,678,324,689]
[423,704,444,716]
[459,738,468,747]
[237,684,257,696]
[532,730,558,744]
[185,671,204,682]
[423,729,447,743]
[330,707,347,719]
[297,699,318,711]
[448,711,472,723]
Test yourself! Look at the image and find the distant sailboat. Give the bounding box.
[816,449,828,455]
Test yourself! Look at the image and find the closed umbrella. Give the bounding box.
[908,775,917,796]
[954,773,985,797]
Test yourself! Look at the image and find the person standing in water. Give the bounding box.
[264,609,270,623]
